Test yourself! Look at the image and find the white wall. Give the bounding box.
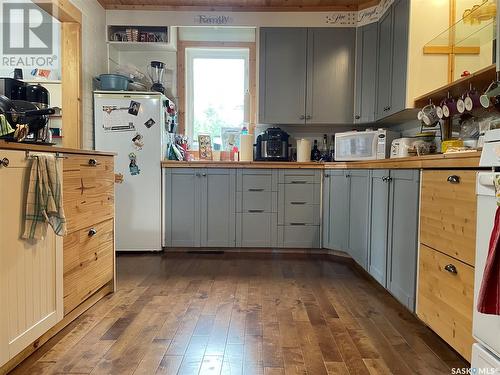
[70,0,106,149]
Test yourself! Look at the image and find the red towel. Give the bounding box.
[477,206,500,315]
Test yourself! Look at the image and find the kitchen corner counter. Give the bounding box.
[0,141,116,157]
[162,151,483,169]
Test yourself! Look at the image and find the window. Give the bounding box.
[185,48,249,147]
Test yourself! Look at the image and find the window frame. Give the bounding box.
[177,41,256,136]
[185,47,250,140]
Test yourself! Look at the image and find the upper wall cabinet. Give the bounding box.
[375,0,410,120]
[354,23,378,123]
[259,27,355,125]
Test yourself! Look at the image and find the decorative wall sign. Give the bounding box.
[356,0,394,26]
[324,12,356,26]
[195,15,232,25]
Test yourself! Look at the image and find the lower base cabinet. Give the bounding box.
[0,151,64,367]
[325,168,420,312]
[417,245,474,360]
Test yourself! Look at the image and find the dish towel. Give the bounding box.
[0,114,14,137]
[22,154,67,241]
[477,175,500,315]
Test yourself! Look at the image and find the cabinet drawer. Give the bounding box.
[242,174,272,192]
[242,191,272,212]
[240,212,276,247]
[284,203,319,225]
[417,244,474,361]
[284,175,316,184]
[278,225,320,248]
[63,155,114,233]
[63,219,114,314]
[420,170,477,266]
[284,183,316,204]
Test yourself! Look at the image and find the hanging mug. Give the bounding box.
[464,89,481,111]
[442,97,458,118]
[421,103,440,126]
[480,81,500,108]
[456,94,466,114]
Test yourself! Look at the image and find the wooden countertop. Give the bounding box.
[162,151,483,169]
[0,141,115,157]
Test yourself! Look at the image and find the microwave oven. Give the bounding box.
[334,129,399,161]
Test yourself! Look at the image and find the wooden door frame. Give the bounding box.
[34,0,83,149]
[177,40,257,135]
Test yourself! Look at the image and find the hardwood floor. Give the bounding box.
[11,252,468,375]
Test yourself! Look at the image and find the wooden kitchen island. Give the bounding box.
[0,142,115,374]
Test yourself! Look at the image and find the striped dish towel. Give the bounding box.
[22,154,67,241]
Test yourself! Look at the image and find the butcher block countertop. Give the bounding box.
[162,151,483,169]
[0,141,115,156]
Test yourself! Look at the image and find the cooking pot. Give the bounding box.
[25,84,49,108]
[96,74,132,91]
[0,95,55,136]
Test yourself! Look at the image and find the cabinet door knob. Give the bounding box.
[88,228,97,237]
[444,264,458,274]
[306,115,312,120]
[447,175,460,184]
[355,115,361,120]
[202,173,207,177]
[324,174,330,178]
[88,159,98,166]
[1,157,9,167]
[195,173,201,177]
[299,115,305,120]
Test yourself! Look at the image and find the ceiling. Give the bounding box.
[97,0,380,12]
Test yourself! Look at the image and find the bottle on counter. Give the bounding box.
[328,135,335,161]
[320,134,329,161]
[311,139,321,161]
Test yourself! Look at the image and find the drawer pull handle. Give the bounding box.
[444,264,458,274]
[1,157,9,167]
[248,209,264,213]
[447,175,460,184]
[248,188,264,192]
[88,228,97,237]
[290,223,306,226]
[290,181,307,184]
[88,159,98,167]
[291,202,307,205]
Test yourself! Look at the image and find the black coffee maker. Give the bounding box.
[254,127,290,161]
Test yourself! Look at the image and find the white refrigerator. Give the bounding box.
[94,91,167,252]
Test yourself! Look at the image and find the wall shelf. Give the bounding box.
[414,64,496,108]
[107,41,175,52]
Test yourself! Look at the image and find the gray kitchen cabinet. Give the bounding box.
[347,170,371,269]
[307,28,355,124]
[376,6,393,120]
[164,168,236,248]
[164,168,201,247]
[236,169,278,247]
[390,0,410,117]
[259,27,355,125]
[387,169,419,311]
[259,28,307,124]
[368,170,390,285]
[201,169,236,247]
[325,170,350,251]
[277,169,321,248]
[354,23,378,123]
[375,0,410,120]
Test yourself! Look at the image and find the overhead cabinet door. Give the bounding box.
[259,28,307,124]
[354,23,378,123]
[307,28,355,124]
[376,6,393,119]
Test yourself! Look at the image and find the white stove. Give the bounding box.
[472,128,500,372]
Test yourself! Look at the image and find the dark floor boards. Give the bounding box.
[11,252,468,375]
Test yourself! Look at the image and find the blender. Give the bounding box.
[147,61,166,94]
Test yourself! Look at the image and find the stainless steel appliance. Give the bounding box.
[334,129,399,161]
[254,127,290,161]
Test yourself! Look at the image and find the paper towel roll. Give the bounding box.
[296,139,311,162]
[240,134,254,161]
